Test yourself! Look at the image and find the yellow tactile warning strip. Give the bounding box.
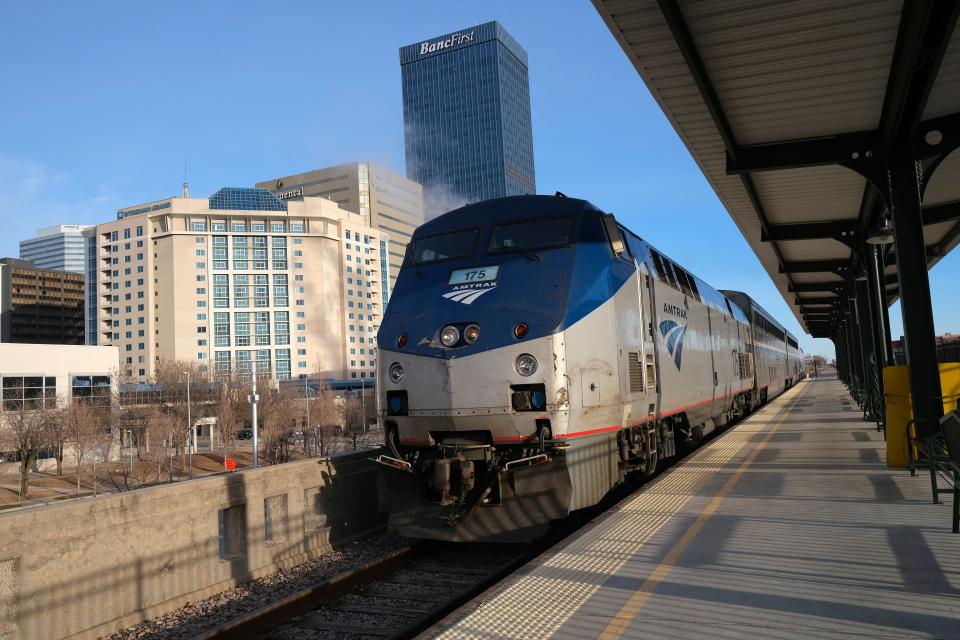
[435,384,806,640]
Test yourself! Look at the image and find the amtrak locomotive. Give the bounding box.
[376,195,803,542]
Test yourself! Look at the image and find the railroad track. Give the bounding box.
[194,541,537,640]
[192,413,751,640]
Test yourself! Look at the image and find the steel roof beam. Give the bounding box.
[761,221,859,242]
[795,297,838,306]
[761,201,960,242]
[789,282,846,293]
[779,260,850,274]
[726,131,878,175]
[923,200,960,226]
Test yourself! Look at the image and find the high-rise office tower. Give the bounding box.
[257,162,423,294]
[0,258,85,344]
[400,21,536,217]
[19,224,93,274]
[88,188,386,382]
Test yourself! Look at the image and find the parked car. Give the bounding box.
[237,429,253,440]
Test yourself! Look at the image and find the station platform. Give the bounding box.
[431,379,960,639]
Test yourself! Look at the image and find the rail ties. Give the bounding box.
[209,543,533,640]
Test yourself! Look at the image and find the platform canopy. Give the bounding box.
[593,0,960,338]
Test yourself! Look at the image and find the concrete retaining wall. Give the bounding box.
[0,452,386,640]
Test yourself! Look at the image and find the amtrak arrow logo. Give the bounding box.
[442,286,495,305]
[659,320,686,370]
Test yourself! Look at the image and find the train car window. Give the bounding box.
[663,260,680,290]
[674,263,692,296]
[488,217,574,253]
[409,228,480,265]
[616,227,633,259]
[650,250,668,283]
[686,273,702,302]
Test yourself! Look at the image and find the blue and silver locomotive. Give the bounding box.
[376,195,803,542]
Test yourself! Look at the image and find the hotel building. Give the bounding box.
[87,188,385,382]
[257,162,424,293]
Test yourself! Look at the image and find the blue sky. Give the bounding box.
[1,1,957,358]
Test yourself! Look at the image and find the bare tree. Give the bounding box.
[259,385,298,465]
[341,396,367,452]
[306,382,339,457]
[47,408,67,477]
[61,399,103,495]
[1,403,51,500]
[146,407,180,483]
[154,358,215,471]
[213,372,246,458]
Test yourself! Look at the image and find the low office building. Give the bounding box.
[257,162,424,294]
[0,343,118,410]
[0,258,86,344]
[19,224,93,274]
[89,188,385,382]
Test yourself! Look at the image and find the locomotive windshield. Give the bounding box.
[487,217,575,253]
[409,228,480,265]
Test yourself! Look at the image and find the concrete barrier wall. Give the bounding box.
[0,452,386,640]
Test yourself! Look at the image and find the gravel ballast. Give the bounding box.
[105,533,406,640]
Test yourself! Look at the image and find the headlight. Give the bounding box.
[464,324,480,344]
[515,353,538,377]
[388,362,405,383]
[440,325,460,347]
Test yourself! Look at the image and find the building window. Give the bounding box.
[195,236,205,244]
[275,311,289,345]
[214,312,230,347]
[212,222,227,232]
[232,221,247,232]
[191,221,208,232]
[1,376,57,410]
[71,375,111,407]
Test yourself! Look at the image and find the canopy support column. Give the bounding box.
[888,153,942,437]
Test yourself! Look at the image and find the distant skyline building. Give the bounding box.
[0,258,85,345]
[400,21,536,217]
[19,224,93,274]
[87,188,386,382]
[257,162,423,293]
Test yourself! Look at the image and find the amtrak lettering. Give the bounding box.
[419,31,475,55]
[663,302,687,320]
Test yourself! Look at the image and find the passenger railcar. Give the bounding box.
[376,195,803,542]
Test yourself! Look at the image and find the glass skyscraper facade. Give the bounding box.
[400,21,536,217]
[20,225,92,274]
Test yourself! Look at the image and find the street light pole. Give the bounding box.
[187,370,193,480]
[361,377,366,431]
[249,361,260,469]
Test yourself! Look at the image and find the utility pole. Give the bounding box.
[187,370,193,480]
[361,377,366,431]
[248,361,260,469]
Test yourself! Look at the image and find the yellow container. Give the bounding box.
[883,363,960,467]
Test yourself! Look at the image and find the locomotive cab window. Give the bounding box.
[650,250,668,283]
[409,228,479,265]
[487,217,574,253]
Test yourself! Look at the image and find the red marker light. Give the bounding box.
[397,333,408,348]
[513,323,529,339]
